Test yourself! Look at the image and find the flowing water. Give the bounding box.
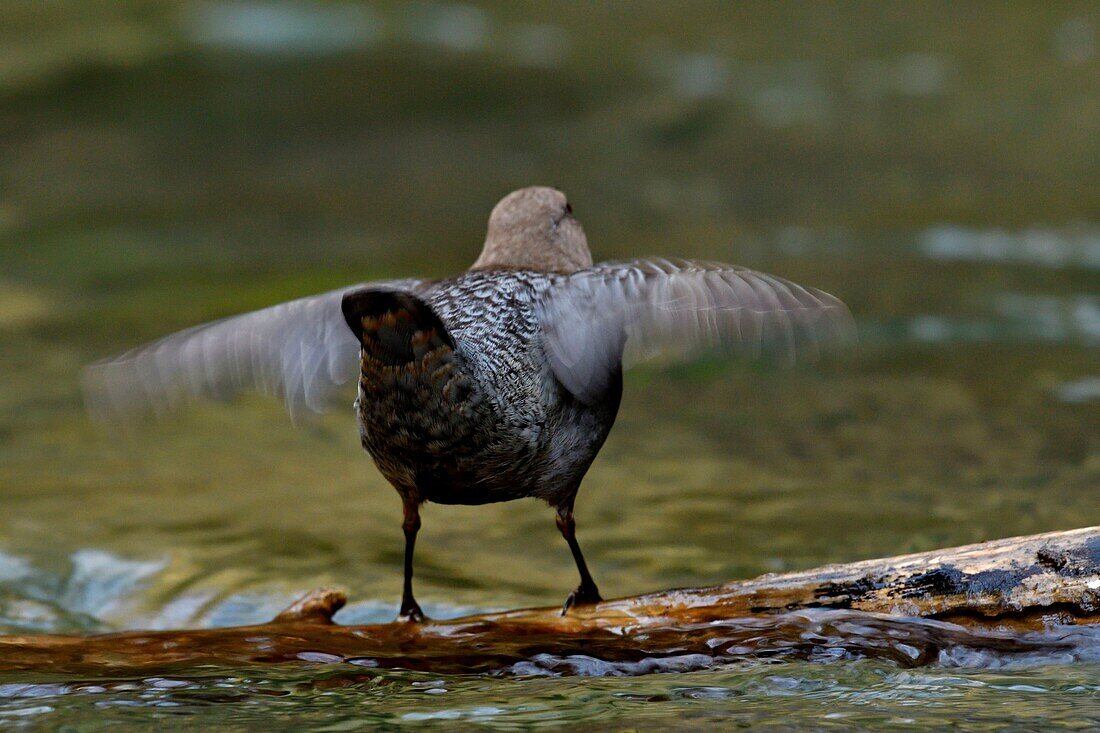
[0,1,1098,728]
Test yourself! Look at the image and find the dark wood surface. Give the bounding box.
[1,527,1095,676]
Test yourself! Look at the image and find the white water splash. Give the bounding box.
[59,550,166,621]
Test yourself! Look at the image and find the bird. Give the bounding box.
[82,186,854,621]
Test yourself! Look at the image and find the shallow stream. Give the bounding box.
[0,2,1097,727]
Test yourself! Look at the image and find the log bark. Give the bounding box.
[1,527,1096,676]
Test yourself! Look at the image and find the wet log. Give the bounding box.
[0,527,1096,676]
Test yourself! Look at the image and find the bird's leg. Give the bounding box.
[398,499,426,622]
[556,502,602,613]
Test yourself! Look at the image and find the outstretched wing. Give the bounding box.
[81,279,426,423]
[539,258,855,403]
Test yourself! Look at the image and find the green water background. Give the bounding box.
[0,1,1098,727]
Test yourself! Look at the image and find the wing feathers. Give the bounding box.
[81,279,423,423]
[539,258,854,403]
[82,259,852,423]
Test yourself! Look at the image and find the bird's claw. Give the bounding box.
[561,585,602,615]
[398,601,426,623]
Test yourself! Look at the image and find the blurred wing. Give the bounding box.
[81,279,425,423]
[539,258,855,403]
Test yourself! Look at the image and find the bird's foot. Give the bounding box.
[561,584,602,615]
[398,599,426,623]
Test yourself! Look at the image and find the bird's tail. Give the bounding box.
[341,288,483,452]
[341,289,455,367]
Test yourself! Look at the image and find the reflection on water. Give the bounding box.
[189,2,385,54]
[0,0,1097,727]
[922,224,1100,270]
[2,659,1099,729]
[861,293,1100,347]
[1056,377,1100,404]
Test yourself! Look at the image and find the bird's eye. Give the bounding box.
[565,202,573,215]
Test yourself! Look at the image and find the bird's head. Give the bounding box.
[470,186,592,273]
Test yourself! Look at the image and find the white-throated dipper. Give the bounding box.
[83,186,853,621]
